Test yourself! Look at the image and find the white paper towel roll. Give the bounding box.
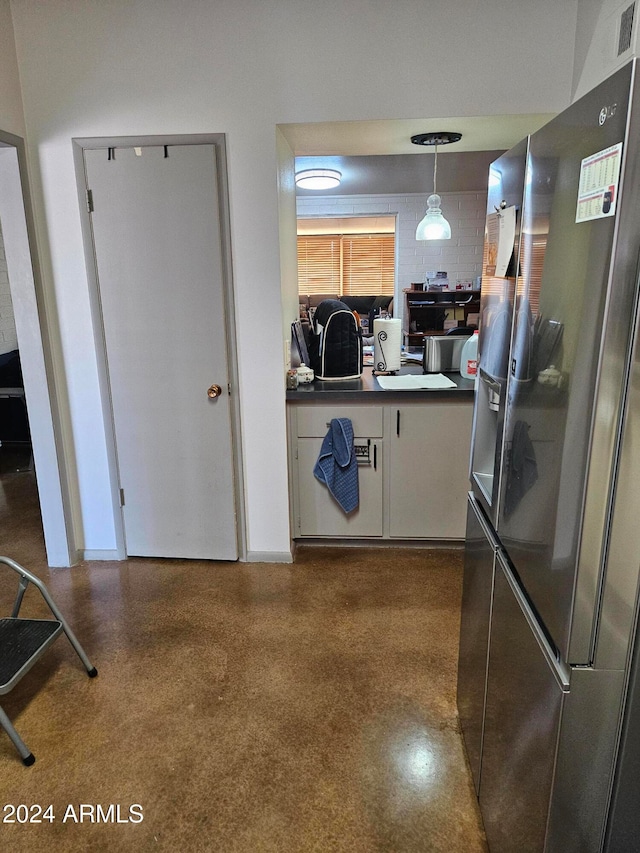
[373,317,402,372]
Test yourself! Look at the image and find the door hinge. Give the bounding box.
[228,383,231,395]
[119,488,125,507]
[86,189,94,213]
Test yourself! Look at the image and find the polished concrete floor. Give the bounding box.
[0,450,487,852]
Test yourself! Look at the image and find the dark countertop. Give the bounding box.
[287,364,475,401]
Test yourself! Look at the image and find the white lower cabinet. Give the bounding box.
[388,403,473,539]
[289,399,472,540]
[296,438,383,537]
[291,404,384,538]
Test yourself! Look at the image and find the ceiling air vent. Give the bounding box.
[618,2,636,55]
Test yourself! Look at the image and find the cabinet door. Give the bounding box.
[296,438,383,537]
[388,402,472,538]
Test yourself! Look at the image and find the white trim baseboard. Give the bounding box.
[81,549,126,562]
[244,550,294,564]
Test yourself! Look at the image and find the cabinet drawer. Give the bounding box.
[296,405,383,438]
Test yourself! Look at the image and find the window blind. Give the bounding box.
[297,233,394,296]
[519,235,545,317]
[342,235,395,295]
[297,235,341,294]
[481,230,544,318]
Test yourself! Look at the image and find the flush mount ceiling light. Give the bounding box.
[295,168,342,190]
[412,131,462,240]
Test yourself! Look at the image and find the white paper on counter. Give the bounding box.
[376,373,457,390]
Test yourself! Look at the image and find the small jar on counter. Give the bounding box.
[296,363,314,384]
[286,369,298,390]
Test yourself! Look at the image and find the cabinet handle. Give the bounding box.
[374,443,377,471]
[396,409,401,436]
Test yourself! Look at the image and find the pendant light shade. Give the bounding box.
[416,194,451,240]
[412,132,461,241]
[295,169,342,190]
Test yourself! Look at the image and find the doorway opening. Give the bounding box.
[0,218,32,473]
[0,214,41,559]
[0,132,71,566]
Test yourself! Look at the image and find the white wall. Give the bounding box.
[7,0,578,560]
[573,0,639,98]
[0,0,24,136]
[0,0,72,565]
[0,145,73,566]
[277,127,299,363]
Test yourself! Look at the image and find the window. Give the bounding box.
[297,233,395,296]
[297,235,341,294]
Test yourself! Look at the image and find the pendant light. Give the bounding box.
[412,132,461,241]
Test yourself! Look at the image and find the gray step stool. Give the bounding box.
[0,556,97,765]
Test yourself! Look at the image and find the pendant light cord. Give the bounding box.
[433,143,438,195]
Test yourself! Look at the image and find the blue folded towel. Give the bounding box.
[313,418,359,513]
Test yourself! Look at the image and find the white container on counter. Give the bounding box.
[460,330,480,379]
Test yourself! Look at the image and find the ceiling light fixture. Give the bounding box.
[412,132,462,240]
[295,168,342,190]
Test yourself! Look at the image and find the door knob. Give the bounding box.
[207,384,223,399]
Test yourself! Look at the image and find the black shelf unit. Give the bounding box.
[403,288,481,347]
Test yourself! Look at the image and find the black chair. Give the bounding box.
[0,350,32,471]
[340,295,394,334]
[445,326,475,336]
[0,556,97,765]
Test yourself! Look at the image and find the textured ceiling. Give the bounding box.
[279,113,555,156]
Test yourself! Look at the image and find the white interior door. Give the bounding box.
[84,144,237,560]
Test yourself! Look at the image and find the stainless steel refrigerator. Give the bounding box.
[458,58,640,853]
